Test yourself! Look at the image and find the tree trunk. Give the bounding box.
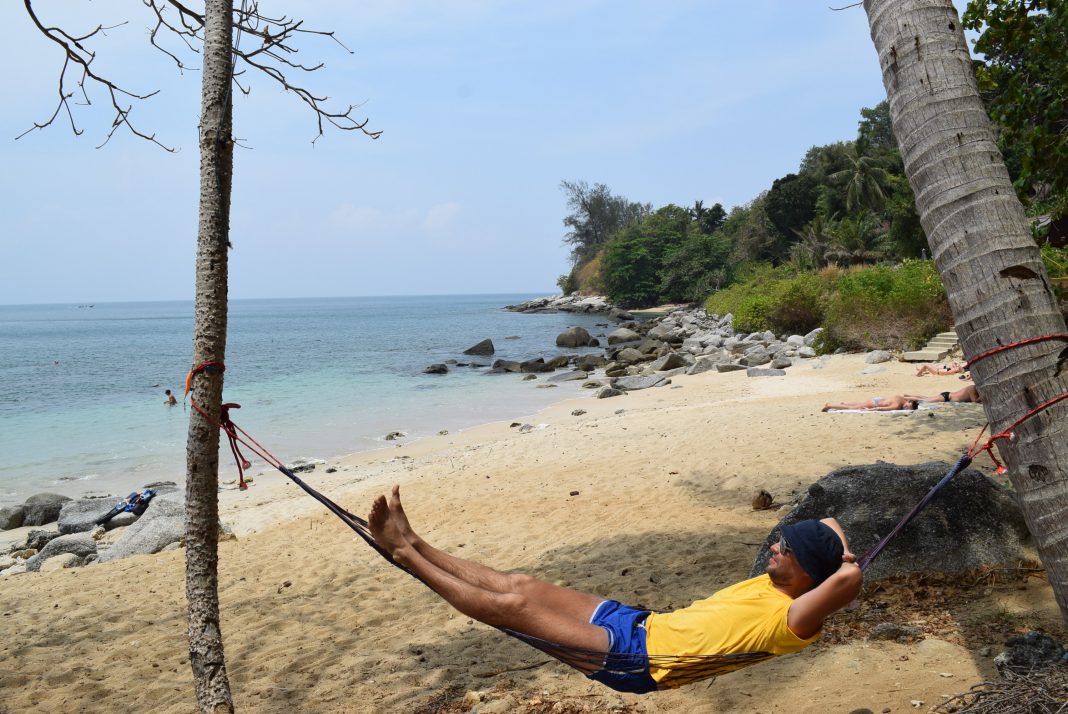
[185,1,235,711]
[864,0,1068,623]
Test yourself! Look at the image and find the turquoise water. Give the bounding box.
[0,295,608,504]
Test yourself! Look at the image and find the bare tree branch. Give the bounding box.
[19,0,174,150]
[21,0,381,148]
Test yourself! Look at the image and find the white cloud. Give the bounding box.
[329,204,383,231]
[423,202,461,232]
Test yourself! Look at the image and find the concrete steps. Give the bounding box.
[902,331,960,362]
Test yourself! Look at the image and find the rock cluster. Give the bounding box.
[431,300,826,397]
[0,481,214,576]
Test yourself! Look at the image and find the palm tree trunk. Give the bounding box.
[185,0,235,710]
[864,0,1068,623]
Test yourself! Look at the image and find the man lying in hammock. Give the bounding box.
[367,486,862,694]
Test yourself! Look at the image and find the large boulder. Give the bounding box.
[491,359,522,373]
[749,462,1033,581]
[865,350,893,364]
[423,363,449,374]
[58,498,136,535]
[649,352,692,372]
[612,375,670,391]
[22,493,72,526]
[462,339,495,356]
[606,327,641,345]
[519,358,555,374]
[575,354,607,371]
[97,493,186,563]
[24,533,97,572]
[555,326,597,348]
[0,505,24,531]
[614,347,645,365]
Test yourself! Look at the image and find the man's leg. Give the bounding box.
[386,485,606,622]
[369,492,609,671]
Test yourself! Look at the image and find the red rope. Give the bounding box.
[965,333,1068,369]
[959,333,1068,474]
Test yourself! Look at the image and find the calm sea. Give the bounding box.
[0,295,609,505]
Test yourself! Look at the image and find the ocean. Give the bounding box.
[0,295,609,506]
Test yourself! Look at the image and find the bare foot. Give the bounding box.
[821,404,831,412]
[388,484,419,545]
[368,494,408,557]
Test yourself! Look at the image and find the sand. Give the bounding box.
[1,354,1063,713]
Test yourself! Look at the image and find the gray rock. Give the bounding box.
[462,339,495,356]
[545,355,570,370]
[40,553,82,572]
[555,326,596,348]
[547,370,588,383]
[24,533,97,572]
[424,363,449,374]
[749,462,1033,581]
[865,350,893,364]
[0,505,24,531]
[649,352,692,372]
[614,347,645,365]
[23,529,59,551]
[612,375,670,391]
[715,363,747,373]
[22,493,72,527]
[746,368,786,378]
[804,328,823,346]
[519,358,554,373]
[798,346,817,358]
[607,327,641,345]
[787,335,806,347]
[491,359,522,373]
[646,324,677,342]
[522,374,537,381]
[994,631,1065,675]
[868,623,923,643]
[97,493,185,563]
[58,498,134,535]
[575,353,607,371]
[739,350,771,367]
[770,357,793,369]
[596,386,625,399]
[687,356,727,376]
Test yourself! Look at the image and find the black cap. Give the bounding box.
[781,520,844,587]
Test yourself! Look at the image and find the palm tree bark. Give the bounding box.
[185,0,235,710]
[864,0,1068,623]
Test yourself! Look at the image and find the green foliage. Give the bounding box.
[556,272,577,295]
[856,101,896,155]
[822,261,951,350]
[659,230,732,303]
[963,1,1068,218]
[601,204,693,306]
[705,264,831,334]
[1041,242,1068,301]
[560,180,651,266]
[764,173,817,251]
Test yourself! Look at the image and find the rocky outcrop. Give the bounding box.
[0,505,24,531]
[555,326,598,348]
[749,462,1033,581]
[22,493,72,527]
[97,493,185,563]
[58,498,137,534]
[24,533,97,572]
[463,339,495,356]
[506,294,631,319]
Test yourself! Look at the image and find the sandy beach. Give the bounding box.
[1,354,1063,713]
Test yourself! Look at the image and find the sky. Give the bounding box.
[0,1,971,305]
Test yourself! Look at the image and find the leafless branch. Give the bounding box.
[22,0,380,148]
[829,2,863,9]
[19,0,174,150]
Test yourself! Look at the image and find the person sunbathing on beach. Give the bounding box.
[367,486,861,693]
[903,384,982,404]
[914,361,965,377]
[821,395,920,412]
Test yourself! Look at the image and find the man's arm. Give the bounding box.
[786,517,862,639]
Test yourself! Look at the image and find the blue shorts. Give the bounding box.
[586,600,659,694]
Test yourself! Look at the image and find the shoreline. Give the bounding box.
[3,353,1064,713]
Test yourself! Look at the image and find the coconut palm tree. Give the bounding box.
[829,147,892,213]
[865,0,1068,623]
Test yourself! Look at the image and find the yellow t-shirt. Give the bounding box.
[643,574,819,687]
